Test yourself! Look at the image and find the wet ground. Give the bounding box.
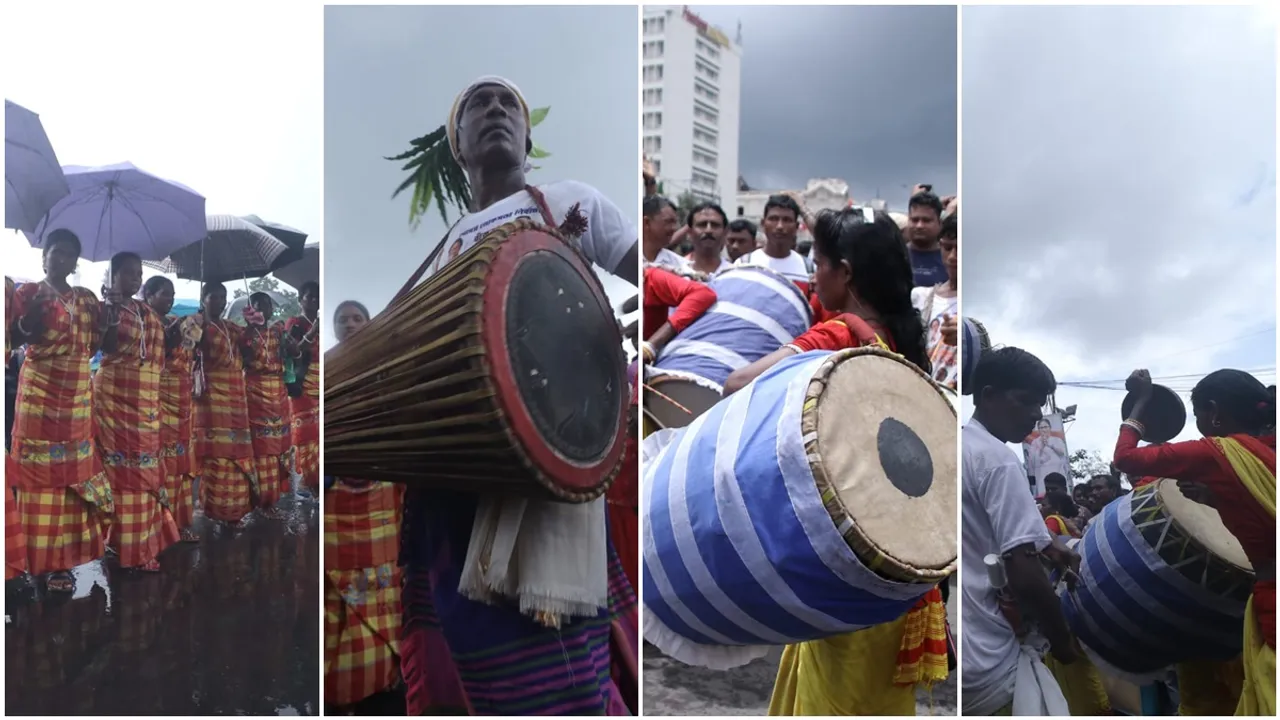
[642,577,959,716]
[5,490,319,716]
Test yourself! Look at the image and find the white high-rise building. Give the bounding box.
[642,6,741,214]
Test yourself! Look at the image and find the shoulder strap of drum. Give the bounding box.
[389,216,466,309]
[525,184,558,228]
[833,313,885,348]
[391,186,555,309]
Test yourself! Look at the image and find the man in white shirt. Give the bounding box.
[642,195,687,272]
[962,346,1079,715]
[736,193,811,294]
[684,201,732,276]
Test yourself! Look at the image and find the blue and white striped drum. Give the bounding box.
[652,264,812,388]
[1063,479,1254,674]
[643,346,957,668]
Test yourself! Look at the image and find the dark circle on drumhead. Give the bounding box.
[506,250,622,463]
[877,418,933,498]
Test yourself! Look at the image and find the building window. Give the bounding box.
[694,104,719,126]
[643,64,664,83]
[643,112,663,131]
[643,88,663,107]
[737,206,745,217]
[643,135,662,154]
[692,149,718,169]
[643,40,664,60]
[694,80,720,103]
[693,127,718,148]
[643,17,665,35]
[696,39,721,61]
[696,60,719,82]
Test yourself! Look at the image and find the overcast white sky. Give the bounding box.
[323,5,639,350]
[960,5,1277,465]
[4,3,322,301]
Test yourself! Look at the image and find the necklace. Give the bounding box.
[124,301,148,363]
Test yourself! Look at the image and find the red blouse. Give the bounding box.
[808,292,839,326]
[1113,426,1275,646]
[642,266,716,341]
[790,313,892,353]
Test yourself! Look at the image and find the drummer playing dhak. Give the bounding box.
[392,75,641,715]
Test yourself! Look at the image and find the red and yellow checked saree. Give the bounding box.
[9,283,110,575]
[194,319,257,522]
[324,479,403,707]
[159,315,200,531]
[94,299,179,568]
[241,322,292,508]
[285,315,319,493]
[5,277,28,580]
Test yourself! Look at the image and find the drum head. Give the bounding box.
[645,376,722,429]
[809,349,958,580]
[482,226,627,493]
[1156,479,1252,572]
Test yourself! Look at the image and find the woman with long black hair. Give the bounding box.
[724,207,929,394]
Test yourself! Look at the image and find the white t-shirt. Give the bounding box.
[912,285,958,389]
[736,248,810,290]
[648,247,688,272]
[961,417,1053,707]
[430,180,635,277]
[684,253,731,275]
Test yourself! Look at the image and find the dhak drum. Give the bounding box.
[1062,479,1254,674]
[324,218,628,503]
[643,347,957,667]
[643,370,723,433]
[653,265,811,388]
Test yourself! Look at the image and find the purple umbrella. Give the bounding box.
[5,100,70,233]
[22,161,207,262]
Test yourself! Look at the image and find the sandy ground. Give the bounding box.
[642,577,959,716]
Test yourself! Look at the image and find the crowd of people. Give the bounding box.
[637,178,960,716]
[961,342,1275,715]
[5,228,321,596]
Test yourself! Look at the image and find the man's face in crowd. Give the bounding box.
[906,205,941,248]
[978,386,1048,444]
[725,229,756,261]
[644,205,679,247]
[1044,475,1067,495]
[689,209,726,256]
[763,207,799,251]
[1090,476,1117,506]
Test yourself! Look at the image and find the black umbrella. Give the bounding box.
[146,214,293,282]
[243,214,308,271]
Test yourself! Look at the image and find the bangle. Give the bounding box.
[1122,419,1146,438]
[641,342,656,363]
[16,317,30,335]
[783,343,803,355]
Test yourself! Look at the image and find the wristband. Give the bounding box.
[1121,419,1146,438]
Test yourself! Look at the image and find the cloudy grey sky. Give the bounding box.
[323,5,638,349]
[960,5,1277,460]
[690,4,956,205]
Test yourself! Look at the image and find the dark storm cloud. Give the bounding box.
[960,5,1276,452]
[692,5,957,202]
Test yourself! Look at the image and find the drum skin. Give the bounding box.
[643,372,723,430]
[652,265,810,388]
[1062,479,1254,674]
[643,348,955,664]
[323,219,628,502]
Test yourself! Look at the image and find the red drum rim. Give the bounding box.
[481,228,628,494]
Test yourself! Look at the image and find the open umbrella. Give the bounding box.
[146,214,289,282]
[271,241,318,291]
[22,161,207,261]
[243,215,308,269]
[5,100,71,233]
[226,289,289,320]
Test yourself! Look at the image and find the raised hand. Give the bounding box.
[1125,369,1153,398]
